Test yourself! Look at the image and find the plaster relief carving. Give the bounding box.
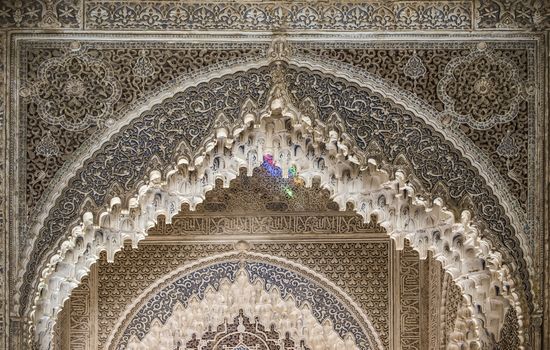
[437,43,525,130]
[403,51,427,80]
[96,241,390,350]
[111,256,380,350]
[123,269,358,350]
[30,67,520,349]
[18,52,535,330]
[84,1,472,31]
[24,45,121,131]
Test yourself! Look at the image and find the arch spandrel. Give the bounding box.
[21,58,533,349]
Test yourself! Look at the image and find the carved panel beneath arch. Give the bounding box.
[54,238,480,350]
[93,240,392,350]
[495,307,521,350]
[52,276,91,350]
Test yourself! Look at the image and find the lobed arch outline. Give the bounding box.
[29,69,526,349]
[104,251,383,350]
[14,38,538,320]
[17,40,533,312]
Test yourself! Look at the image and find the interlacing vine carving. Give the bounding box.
[29,64,522,349]
[23,43,266,212]
[116,261,368,350]
[295,43,532,209]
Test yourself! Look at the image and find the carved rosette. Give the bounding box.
[25,46,121,131]
[437,43,524,130]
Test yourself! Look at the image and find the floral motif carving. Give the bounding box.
[0,0,81,28]
[477,0,550,29]
[25,47,121,131]
[403,51,426,80]
[437,43,525,130]
[84,1,472,30]
[132,50,154,79]
[35,132,59,158]
[497,131,520,159]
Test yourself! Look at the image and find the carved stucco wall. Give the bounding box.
[50,173,523,349]
[0,1,548,31]
[52,243,524,349]
[7,44,543,348]
[59,241,394,350]
[0,1,547,349]
[98,177,392,349]
[54,240,506,349]
[16,50,538,320]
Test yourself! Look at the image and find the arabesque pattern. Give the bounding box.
[116,260,370,350]
[29,65,521,349]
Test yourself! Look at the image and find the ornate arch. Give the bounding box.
[105,252,382,350]
[20,42,531,291]
[27,60,529,349]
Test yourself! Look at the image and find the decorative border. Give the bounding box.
[0,1,548,31]
[84,1,473,31]
[0,31,6,350]
[0,0,81,29]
